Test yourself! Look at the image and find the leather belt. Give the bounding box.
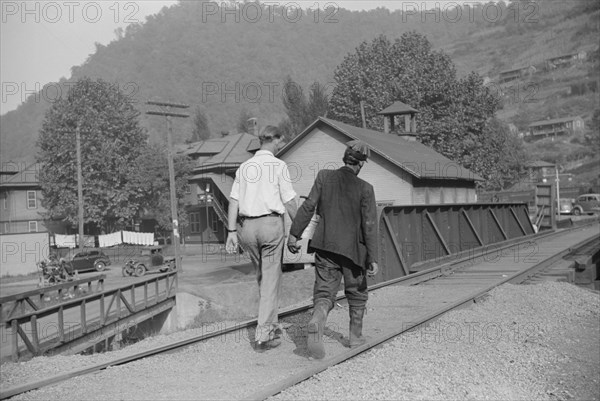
[241,212,282,220]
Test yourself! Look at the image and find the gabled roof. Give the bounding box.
[189,140,228,155]
[278,118,483,181]
[0,163,40,186]
[526,160,555,168]
[547,52,581,60]
[499,66,531,74]
[528,116,582,127]
[377,101,418,115]
[179,133,260,171]
[0,163,20,175]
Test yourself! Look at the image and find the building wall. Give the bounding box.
[0,188,47,234]
[0,232,49,276]
[279,125,414,205]
[413,181,477,204]
[365,150,414,205]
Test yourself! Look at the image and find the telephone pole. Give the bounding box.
[76,124,84,253]
[146,101,189,272]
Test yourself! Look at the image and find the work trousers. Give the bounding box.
[240,215,284,343]
[313,250,368,309]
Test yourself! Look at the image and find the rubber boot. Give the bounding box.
[349,307,367,348]
[306,298,332,359]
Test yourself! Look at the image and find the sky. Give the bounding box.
[1,1,482,115]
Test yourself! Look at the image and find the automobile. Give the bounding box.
[64,250,112,274]
[571,193,600,216]
[122,245,176,277]
[557,198,574,214]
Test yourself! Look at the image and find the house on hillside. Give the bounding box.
[527,116,584,140]
[277,102,483,206]
[545,51,587,70]
[498,65,536,84]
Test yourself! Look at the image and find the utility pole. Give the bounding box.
[555,165,561,218]
[146,101,189,272]
[360,100,367,129]
[76,124,84,253]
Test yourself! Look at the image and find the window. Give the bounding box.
[28,221,38,232]
[27,191,37,209]
[189,212,200,233]
[2,192,6,209]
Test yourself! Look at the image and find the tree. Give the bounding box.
[278,77,330,141]
[37,77,147,233]
[307,82,330,122]
[189,106,211,142]
[586,109,600,150]
[126,143,194,231]
[471,118,529,191]
[329,32,526,190]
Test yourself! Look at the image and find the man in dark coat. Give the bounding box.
[287,140,379,359]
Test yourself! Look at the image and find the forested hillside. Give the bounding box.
[1,0,598,165]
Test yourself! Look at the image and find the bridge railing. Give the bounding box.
[3,271,177,362]
[0,274,106,323]
[373,202,536,284]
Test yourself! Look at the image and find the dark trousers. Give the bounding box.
[313,250,368,308]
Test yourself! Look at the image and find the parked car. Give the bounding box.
[572,193,600,216]
[64,250,111,274]
[122,246,176,277]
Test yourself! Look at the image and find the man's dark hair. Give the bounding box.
[258,125,282,144]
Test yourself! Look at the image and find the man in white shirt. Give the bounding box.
[226,125,297,352]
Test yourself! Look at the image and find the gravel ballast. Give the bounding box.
[1,281,598,400]
[273,282,600,401]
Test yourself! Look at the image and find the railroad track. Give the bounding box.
[1,222,598,400]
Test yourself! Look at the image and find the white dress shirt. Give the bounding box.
[230,150,297,217]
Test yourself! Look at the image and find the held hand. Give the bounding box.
[225,232,238,254]
[287,236,302,254]
[367,262,379,277]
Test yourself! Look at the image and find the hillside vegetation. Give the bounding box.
[1,0,598,177]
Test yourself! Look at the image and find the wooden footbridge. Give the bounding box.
[1,272,177,362]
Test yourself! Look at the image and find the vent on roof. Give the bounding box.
[377,101,418,141]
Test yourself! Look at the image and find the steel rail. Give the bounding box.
[246,230,600,401]
[1,221,597,400]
